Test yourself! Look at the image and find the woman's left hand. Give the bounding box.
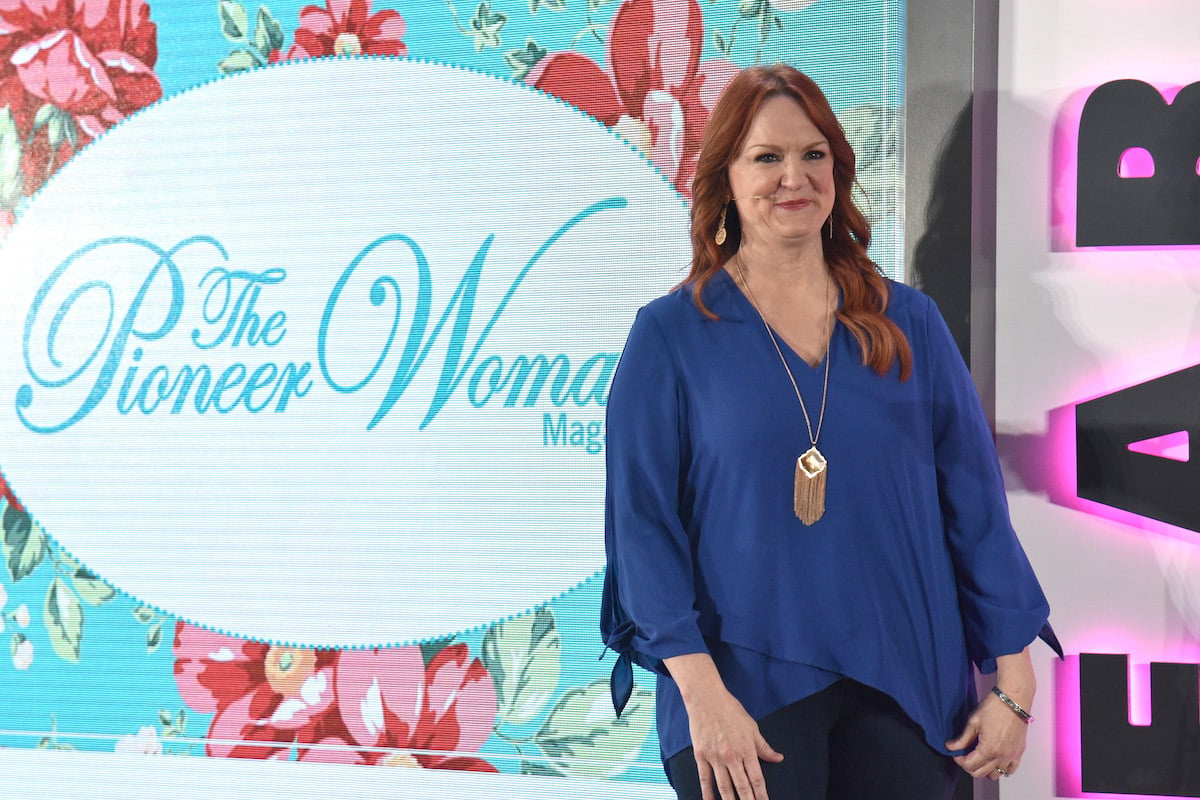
[944,648,1036,780]
[944,690,1030,779]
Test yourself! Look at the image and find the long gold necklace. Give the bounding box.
[733,254,833,525]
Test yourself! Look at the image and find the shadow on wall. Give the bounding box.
[910,100,974,365]
[905,90,1011,800]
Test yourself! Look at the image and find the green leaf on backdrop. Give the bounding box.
[504,38,548,80]
[536,679,654,779]
[146,620,164,653]
[71,566,116,606]
[44,577,83,663]
[482,606,561,727]
[45,110,76,152]
[520,760,564,777]
[32,104,55,132]
[470,2,507,51]
[758,11,779,41]
[420,635,455,666]
[2,499,47,582]
[254,7,285,59]
[37,736,76,751]
[220,49,260,74]
[530,0,567,12]
[219,0,250,41]
[713,29,730,56]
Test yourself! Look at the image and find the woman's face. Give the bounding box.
[726,94,835,249]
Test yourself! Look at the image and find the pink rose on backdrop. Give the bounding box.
[0,0,161,197]
[284,0,406,60]
[173,623,339,759]
[529,0,736,199]
[302,644,499,772]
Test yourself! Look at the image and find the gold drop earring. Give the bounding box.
[715,202,729,246]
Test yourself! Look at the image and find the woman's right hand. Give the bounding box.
[665,653,784,800]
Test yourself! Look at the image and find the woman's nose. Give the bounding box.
[780,158,811,188]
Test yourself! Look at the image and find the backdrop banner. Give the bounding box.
[0,0,903,793]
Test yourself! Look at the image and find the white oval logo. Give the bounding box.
[0,58,690,647]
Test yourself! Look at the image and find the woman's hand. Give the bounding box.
[945,648,1036,780]
[665,653,783,800]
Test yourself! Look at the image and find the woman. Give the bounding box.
[601,64,1059,800]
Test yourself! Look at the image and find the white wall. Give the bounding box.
[996,2,1200,797]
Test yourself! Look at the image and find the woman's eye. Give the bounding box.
[755,153,780,163]
[805,150,826,160]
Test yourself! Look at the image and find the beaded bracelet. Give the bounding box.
[991,686,1034,724]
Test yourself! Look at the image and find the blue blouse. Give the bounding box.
[601,270,1058,763]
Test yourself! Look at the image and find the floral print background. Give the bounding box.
[0,0,903,785]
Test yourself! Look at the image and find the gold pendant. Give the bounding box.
[794,446,827,525]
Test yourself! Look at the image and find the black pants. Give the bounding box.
[667,679,959,800]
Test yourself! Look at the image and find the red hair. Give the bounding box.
[683,64,911,380]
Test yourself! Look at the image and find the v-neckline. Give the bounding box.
[722,268,839,371]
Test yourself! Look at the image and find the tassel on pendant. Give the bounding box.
[794,446,827,525]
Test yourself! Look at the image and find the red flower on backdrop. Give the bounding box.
[174,624,498,771]
[0,470,22,512]
[284,0,406,60]
[0,0,161,209]
[302,644,498,771]
[173,623,340,759]
[528,0,736,198]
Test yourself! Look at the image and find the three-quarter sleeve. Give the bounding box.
[924,296,1058,672]
[601,306,710,691]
